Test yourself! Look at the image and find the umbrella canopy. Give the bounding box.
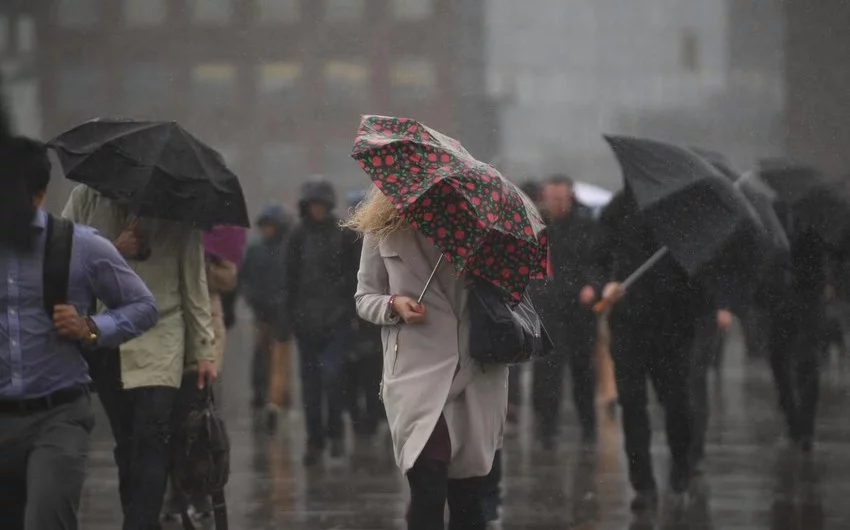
[690,147,739,181]
[735,171,789,253]
[604,134,764,276]
[48,119,250,228]
[758,159,850,246]
[352,115,547,299]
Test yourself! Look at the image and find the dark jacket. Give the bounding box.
[531,203,601,334]
[596,190,708,332]
[286,181,360,338]
[755,202,829,318]
[239,205,291,324]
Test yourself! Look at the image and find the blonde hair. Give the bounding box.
[342,186,408,240]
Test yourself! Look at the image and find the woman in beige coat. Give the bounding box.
[348,189,508,530]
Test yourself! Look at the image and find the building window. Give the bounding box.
[323,61,368,106]
[56,0,98,29]
[192,63,236,109]
[57,63,106,113]
[258,62,302,108]
[391,58,436,102]
[124,0,167,26]
[680,29,700,73]
[190,0,232,25]
[123,62,173,116]
[257,0,299,23]
[325,0,365,23]
[260,142,306,186]
[17,16,36,53]
[391,0,433,21]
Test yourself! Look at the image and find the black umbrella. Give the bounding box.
[735,171,790,253]
[48,119,250,228]
[758,159,850,246]
[690,146,739,182]
[603,135,764,276]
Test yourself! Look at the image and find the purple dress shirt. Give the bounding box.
[0,210,158,399]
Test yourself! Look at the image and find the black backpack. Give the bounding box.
[42,213,75,316]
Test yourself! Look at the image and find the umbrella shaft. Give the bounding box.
[418,255,444,305]
[622,247,669,291]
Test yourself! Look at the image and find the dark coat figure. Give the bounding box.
[531,198,602,446]
[285,179,361,463]
[239,205,291,408]
[755,204,829,451]
[597,189,706,509]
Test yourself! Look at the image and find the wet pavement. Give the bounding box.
[79,323,850,529]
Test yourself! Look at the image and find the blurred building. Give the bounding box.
[783,0,850,176]
[0,0,40,137]
[32,0,496,214]
[486,0,785,187]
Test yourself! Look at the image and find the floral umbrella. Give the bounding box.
[352,115,547,299]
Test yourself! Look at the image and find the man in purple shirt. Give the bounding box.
[0,137,158,530]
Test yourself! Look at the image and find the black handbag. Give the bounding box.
[468,277,554,364]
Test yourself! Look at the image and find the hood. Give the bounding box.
[256,204,291,232]
[299,178,337,218]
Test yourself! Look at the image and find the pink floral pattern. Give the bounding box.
[352,115,548,299]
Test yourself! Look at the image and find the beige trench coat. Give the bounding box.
[355,230,508,479]
[62,185,215,389]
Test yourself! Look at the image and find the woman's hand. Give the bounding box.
[392,296,426,324]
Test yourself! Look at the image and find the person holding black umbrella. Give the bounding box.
[51,119,250,530]
[596,136,768,512]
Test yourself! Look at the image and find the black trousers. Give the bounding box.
[690,312,726,464]
[407,458,488,530]
[344,355,384,436]
[0,394,94,530]
[766,308,821,441]
[610,318,694,493]
[533,315,597,440]
[297,331,349,449]
[89,351,177,530]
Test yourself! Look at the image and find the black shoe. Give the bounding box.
[330,439,345,458]
[303,446,322,466]
[630,490,658,513]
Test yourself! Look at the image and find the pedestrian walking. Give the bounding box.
[62,184,218,530]
[531,174,601,449]
[348,116,549,530]
[344,190,385,439]
[0,137,158,530]
[596,190,702,510]
[756,210,828,452]
[239,205,292,430]
[285,178,361,464]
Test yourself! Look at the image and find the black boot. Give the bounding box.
[407,459,449,530]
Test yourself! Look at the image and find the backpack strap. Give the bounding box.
[42,213,75,318]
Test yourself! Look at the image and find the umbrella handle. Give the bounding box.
[417,255,444,305]
[592,247,669,315]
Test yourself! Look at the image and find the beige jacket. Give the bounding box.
[62,185,215,389]
[356,230,508,479]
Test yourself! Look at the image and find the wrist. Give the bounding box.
[82,317,99,343]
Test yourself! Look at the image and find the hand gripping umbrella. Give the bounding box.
[49,118,250,228]
[352,115,548,300]
[594,135,768,313]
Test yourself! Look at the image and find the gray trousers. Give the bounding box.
[0,394,94,530]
